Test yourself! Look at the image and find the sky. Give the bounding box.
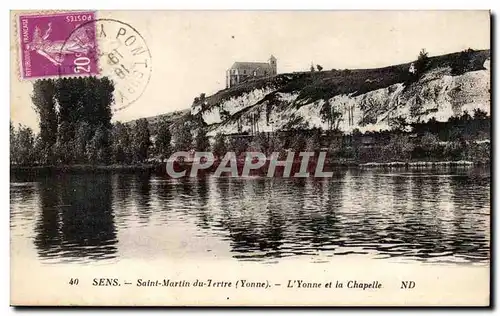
[10,10,490,131]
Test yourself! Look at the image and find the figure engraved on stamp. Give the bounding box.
[27,22,95,66]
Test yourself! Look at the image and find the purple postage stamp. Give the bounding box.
[18,11,98,79]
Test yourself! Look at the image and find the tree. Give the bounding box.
[174,122,193,152]
[87,124,111,164]
[155,119,172,162]
[55,121,74,164]
[384,134,414,161]
[316,64,323,72]
[306,128,322,153]
[81,76,114,129]
[195,128,210,152]
[352,128,362,136]
[212,133,227,159]
[390,116,410,132]
[10,121,17,164]
[268,133,285,158]
[473,108,488,120]
[414,48,429,77]
[310,63,315,72]
[112,122,130,163]
[460,110,472,122]
[249,132,269,153]
[55,77,114,130]
[52,76,114,158]
[220,109,230,121]
[31,79,57,153]
[452,48,475,75]
[13,124,35,165]
[19,77,116,166]
[290,132,307,152]
[420,132,440,158]
[192,93,208,115]
[320,100,342,131]
[74,121,93,163]
[132,119,151,163]
[33,135,54,165]
[444,141,464,160]
[327,137,343,159]
[229,136,250,157]
[54,78,81,139]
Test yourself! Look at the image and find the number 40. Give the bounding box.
[69,278,79,285]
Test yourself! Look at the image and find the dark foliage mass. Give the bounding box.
[17,77,115,165]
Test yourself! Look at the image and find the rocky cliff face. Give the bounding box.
[191,50,490,136]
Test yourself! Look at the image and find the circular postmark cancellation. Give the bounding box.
[58,18,152,112]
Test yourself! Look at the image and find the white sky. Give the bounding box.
[10,10,490,131]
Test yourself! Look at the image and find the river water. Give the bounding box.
[10,167,490,265]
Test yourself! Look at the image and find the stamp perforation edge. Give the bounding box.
[13,10,101,81]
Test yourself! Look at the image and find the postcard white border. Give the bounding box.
[3,0,498,315]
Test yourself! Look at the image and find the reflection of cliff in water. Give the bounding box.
[183,170,490,262]
[34,175,117,262]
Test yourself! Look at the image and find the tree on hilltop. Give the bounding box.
[414,48,430,77]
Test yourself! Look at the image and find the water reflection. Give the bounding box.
[33,175,118,262]
[134,174,152,224]
[10,168,490,264]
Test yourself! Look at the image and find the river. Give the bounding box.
[10,167,490,265]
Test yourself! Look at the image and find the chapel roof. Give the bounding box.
[230,62,272,71]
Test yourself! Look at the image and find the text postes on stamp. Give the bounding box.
[62,19,152,112]
[18,11,98,79]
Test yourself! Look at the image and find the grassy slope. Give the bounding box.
[124,109,190,132]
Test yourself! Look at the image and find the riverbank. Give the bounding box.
[10,164,161,176]
[10,159,490,177]
[359,160,489,168]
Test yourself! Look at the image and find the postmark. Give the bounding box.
[60,19,152,111]
[18,11,98,79]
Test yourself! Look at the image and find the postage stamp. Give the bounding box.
[18,11,98,79]
[17,12,152,111]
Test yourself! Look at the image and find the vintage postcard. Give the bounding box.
[10,10,491,306]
